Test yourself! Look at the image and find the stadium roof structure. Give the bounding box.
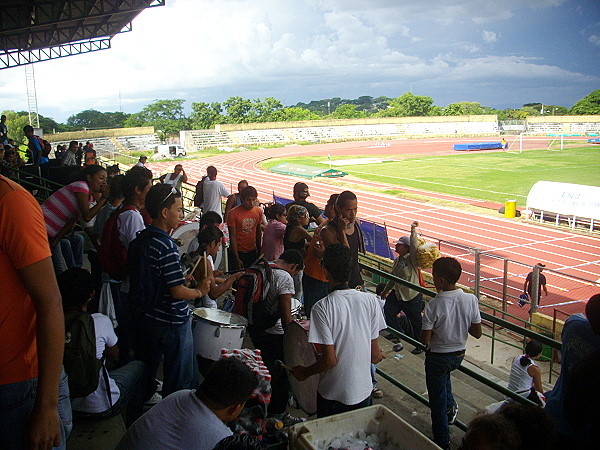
[0,0,164,69]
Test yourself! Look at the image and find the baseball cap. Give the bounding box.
[396,236,410,246]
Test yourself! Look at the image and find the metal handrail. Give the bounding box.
[384,326,539,407]
[361,260,562,351]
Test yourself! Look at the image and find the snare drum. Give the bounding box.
[192,307,248,361]
[284,320,321,415]
[171,221,224,272]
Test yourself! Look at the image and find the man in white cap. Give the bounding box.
[382,221,424,354]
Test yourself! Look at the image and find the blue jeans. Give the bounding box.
[425,351,464,449]
[51,234,84,274]
[0,368,72,449]
[370,363,377,389]
[132,313,198,401]
[302,274,329,318]
[113,286,133,366]
[317,391,372,419]
[384,292,423,341]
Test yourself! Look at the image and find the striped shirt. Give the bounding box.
[42,181,90,238]
[143,226,189,325]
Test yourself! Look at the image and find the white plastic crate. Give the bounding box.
[287,405,440,449]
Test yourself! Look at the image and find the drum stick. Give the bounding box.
[203,251,208,278]
[190,254,203,276]
[249,253,265,268]
[274,359,294,371]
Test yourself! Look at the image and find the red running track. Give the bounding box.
[148,136,600,322]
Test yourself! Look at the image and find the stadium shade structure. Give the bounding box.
[0,0,164,69]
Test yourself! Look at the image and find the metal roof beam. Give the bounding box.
[0,1,164,36]
[0,38,111,69]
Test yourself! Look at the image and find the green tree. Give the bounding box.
[1,110,29,145]
[223,96,256,123]
[253,97,284,122]
[570,89,600,115]
[66,109,128,129]
[279,107,321,121]
[377,92,434,117]
[189,102,223,129]
[123,99,188,140]
[443,102,485,116]
[36,114,70,134]
[501,109,528,120]
[520,106,541,116]
[541,105,568,115]
[331,104,367,119]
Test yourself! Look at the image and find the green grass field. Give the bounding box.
[259,146,600,205]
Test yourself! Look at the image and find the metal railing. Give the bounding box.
[361,259,562,415]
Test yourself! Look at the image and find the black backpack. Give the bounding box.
[128,227,164,311]
[63,311,104,398]
[233,258,282,333]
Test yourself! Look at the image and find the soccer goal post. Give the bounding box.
[513,133,564,153]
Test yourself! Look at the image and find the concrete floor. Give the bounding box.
[66,323,557,449]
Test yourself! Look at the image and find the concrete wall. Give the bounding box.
[46,126,155,142]
[184,115,500,150]
[526,115,600,134]
[215,114,498,132]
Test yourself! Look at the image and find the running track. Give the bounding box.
[148,137,600,322]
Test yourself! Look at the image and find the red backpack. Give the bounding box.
[98,206,137,280]
[233,258,282,333]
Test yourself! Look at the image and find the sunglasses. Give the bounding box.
[162,186,178,205]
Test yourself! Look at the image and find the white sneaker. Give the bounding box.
[155,380,163,394]
[145,392,162,406]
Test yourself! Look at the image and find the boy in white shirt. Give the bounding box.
[421,257,482,449]
[292,244,387,417]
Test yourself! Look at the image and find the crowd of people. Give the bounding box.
[1,124,598,450]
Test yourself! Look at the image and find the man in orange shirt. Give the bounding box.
[0,174,71,449]
[226,186,263,270]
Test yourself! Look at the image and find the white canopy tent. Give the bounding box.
[526,181,600,231]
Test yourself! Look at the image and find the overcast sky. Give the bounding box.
[1,0,599,123]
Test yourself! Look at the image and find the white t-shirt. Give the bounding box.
[265,268,296,335]
[422,288,481,353]
[70,313,120,413]
[163,173,183,189]
[117,208,145,249]
[199,255,217,309]
[116,390,232,450]
[118,208,145,293]
[507,355,537,394]
[202,179,230,216]
[309,289,387,405]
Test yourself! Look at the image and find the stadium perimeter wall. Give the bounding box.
[526,115,600,134]
[46,126,155,142]
[184,115,500,150]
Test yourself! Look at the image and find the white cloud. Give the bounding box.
[482,30,498,43]
[589,35,600,46]
[0,0,591,121]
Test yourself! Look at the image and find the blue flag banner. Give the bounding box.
[359,219,394,260]
[273,194,294,206]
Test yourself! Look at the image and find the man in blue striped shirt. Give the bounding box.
[129,184,212,410]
